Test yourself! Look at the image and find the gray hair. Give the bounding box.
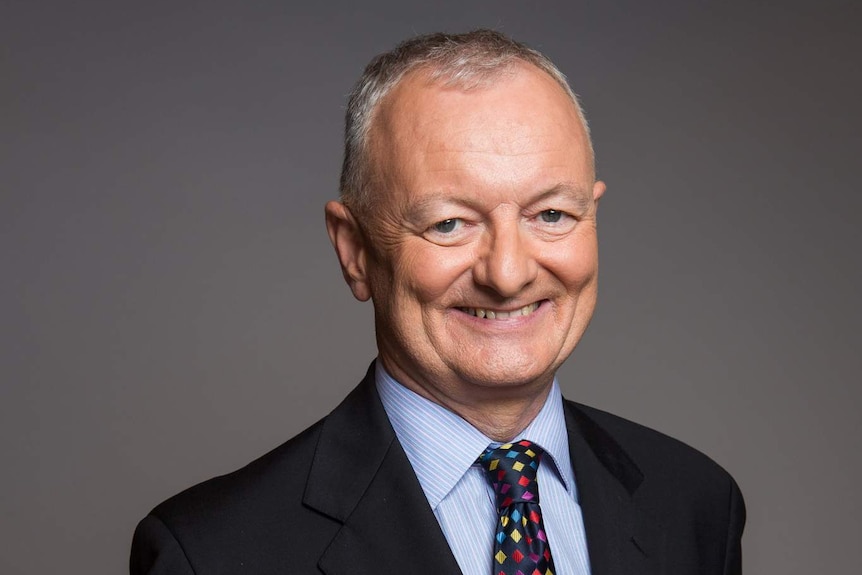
[339,29,593,215]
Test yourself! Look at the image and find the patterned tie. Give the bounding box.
[479,439,556,575]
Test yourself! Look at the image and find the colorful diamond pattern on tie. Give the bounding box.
[479,440,556,575]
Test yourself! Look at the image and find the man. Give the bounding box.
[131,30,744,574]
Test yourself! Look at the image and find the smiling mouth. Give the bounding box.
[458,302,541,319]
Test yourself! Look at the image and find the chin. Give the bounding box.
[452,355,556,390]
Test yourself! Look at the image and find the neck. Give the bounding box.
[454,390,551,442]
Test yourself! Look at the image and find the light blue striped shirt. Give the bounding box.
[376,363,591,575]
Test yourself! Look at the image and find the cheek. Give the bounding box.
[398,244,475,303]
[543,234,599,289]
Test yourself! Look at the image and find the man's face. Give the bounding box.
[328,63,605,409]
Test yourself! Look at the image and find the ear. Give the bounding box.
[325,200,372,301]
[593,180,606,209]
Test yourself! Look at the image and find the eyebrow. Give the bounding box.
[404,182,593,218]
[531,183,594,212]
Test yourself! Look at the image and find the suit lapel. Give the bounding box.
[303,365,461,575]
[565,402,656,575]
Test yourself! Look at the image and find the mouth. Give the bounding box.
[457,301,541,320]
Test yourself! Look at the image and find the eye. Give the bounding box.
[432,218,463,234]
[539,209,564,223]
[423,216,474,246]
[531,209,576,236]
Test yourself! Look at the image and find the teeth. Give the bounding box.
[462,302,540,319]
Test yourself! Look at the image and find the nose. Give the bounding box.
[473,222,538,297]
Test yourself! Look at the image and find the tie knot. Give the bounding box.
[478,439,545,510]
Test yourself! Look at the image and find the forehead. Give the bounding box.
[367,63,593,205]
[379,62,586,146]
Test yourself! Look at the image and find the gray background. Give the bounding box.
[2,1,860,573]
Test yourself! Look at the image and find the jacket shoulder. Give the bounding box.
[567,399,737,486]
[132,419,335,574]
[565,401,745,573]
[157,418,322,517]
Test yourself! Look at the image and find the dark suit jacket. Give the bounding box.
[131,364,745,574]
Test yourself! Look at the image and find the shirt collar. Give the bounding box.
[375,362,577,509]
